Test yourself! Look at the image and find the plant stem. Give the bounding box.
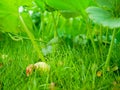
[19,15,45,61]
[90,37,98,59]
[52,12,59,38]
[86,20,98,60]
[104,28,116,70]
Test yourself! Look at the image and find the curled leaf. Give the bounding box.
[34,62,50,73]
[26,64,34,76]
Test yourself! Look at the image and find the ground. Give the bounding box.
[0,34,120,90]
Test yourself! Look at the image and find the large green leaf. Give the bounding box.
[45,0,93,18]
[34,0,46,11]
[46,0,92,11]
[86,6,120,29]
[96,0,114,9]
[96,0,120,17]
[0,0,33,33]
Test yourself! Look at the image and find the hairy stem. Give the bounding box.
[104,28,116,70]
[19,15,45,61]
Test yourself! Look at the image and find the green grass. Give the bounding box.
[0,1,120,90]
[0,34,120,90]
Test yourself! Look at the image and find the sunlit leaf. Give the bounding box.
[96,0,114,9]
[34,0,46,11]
[86,7,120,29]
[45,0,93,17]
[0,0,33,33]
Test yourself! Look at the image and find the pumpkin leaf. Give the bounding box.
[34,0,46,11]
[0,0,33,33]
[86,6,120,29]
[96,0,114,9]
[45,0,93,18]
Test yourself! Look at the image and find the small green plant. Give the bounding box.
[86,0,120,70]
